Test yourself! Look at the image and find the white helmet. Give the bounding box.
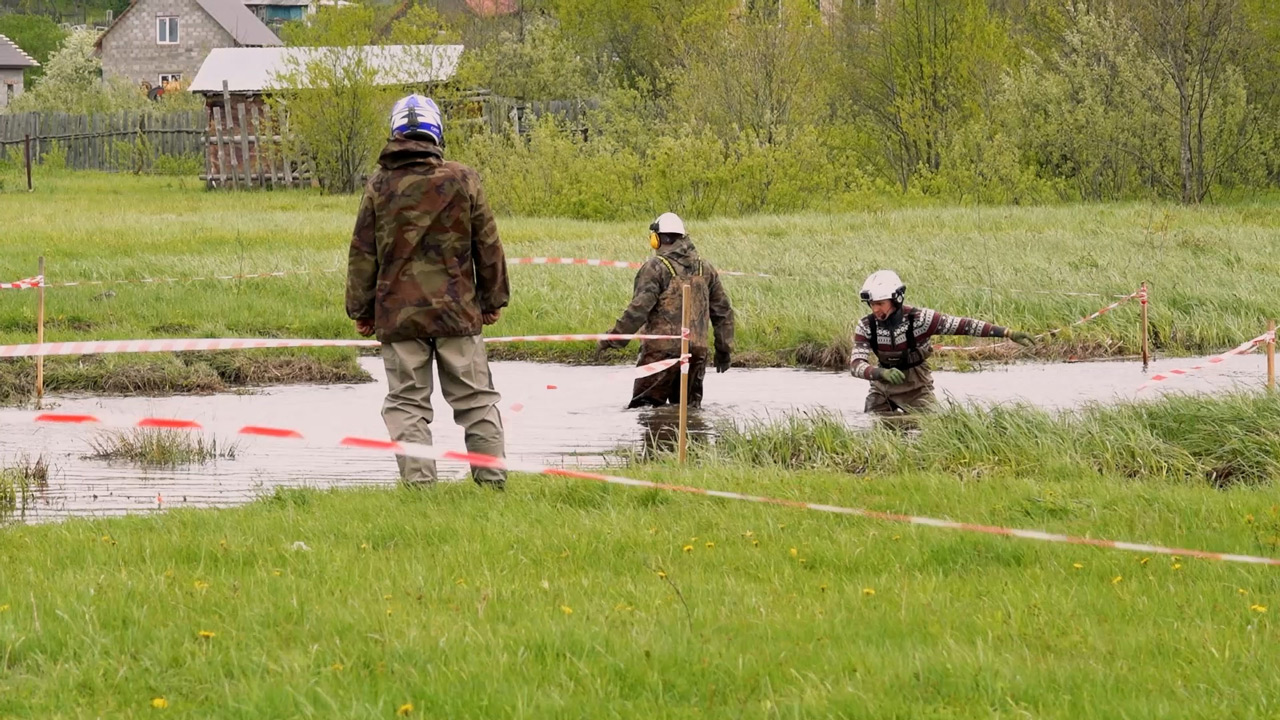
[650,212,686,237]
[860,270,905,305]
[390,94,443,144]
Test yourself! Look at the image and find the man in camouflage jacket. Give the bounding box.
[347,95,510,488]
[599,213,735,408]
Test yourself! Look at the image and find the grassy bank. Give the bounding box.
[2,455,1279,717]
[708,393,1280,487]
[2,172,1279,399]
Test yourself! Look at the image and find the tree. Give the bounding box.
[466,15,588,100]
[1125,0,1253,203]
[0,13,67,85]
[671,1,836,144]
[838,0,1015,191]
[270,6,460,192]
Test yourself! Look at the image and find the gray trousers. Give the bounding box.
[381,336,506,487]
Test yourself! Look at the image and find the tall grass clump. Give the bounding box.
[708,394,1280,486]
[0,454,49,521]
[87,430,238,466]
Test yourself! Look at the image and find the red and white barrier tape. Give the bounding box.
[6,409,1278,567]
[0,275,44,290]
[509,257,643,270]
[936,288,1142,352]
[1138,330,1275,391]
[622,354,690,380]
[0,334,685,359]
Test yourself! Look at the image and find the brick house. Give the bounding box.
[95,0,282,90]
[0,34,39,110]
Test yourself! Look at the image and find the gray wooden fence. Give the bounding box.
[202,99,314,190]
[0,110,205,172]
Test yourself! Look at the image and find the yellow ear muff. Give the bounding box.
[650,232,660,250]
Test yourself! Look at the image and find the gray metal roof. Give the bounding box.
[242,0,311,6]
[0,34,39,69]
[193,0,284,46]
[189,45,464,93]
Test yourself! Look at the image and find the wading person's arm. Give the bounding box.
[346,185,378,337]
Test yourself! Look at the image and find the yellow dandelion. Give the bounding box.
[150,697,168,709]
[197,630,215,639]
[101,535,114,544]
[1238,588,1249,596]
[862,588,875,596]
[789,548,798,557]
[1112,576,1123,584]
[397,703,414,716]
[272,569,282,577]
[560,605,573,615]
[682,545,693,553]
[193,580,209,591]
[1245,514,1255,524]
[743,531,754,538]
[163,569,175,578]
[657,570,667,579]
[1140,557,1149,566]
[891,535,901,541]
[0,604,10,612]
[751,539,760,547]
[360,543,370,550]
[219,539,227,549]
[819,584,828,593]
[798,558,807,565]
[649,527,657,534]
[383,594,392,601]
[386,608,393,616]
[1251,604,1267,613]
[691,537,699,542]
[1072,563,1083,570]
[331,663,344,671]
[1172,563,1183,570]
[455,578,466,586]
[705,542,715,549]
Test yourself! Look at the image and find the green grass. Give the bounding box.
[87,429,239,466]
[0,455,47,521]
[2,458,1280,718]
[709,393,1280,486]
[2,172,1279,400]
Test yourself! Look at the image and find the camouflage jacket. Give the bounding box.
[346,138,509,343]
[607,238,735,354]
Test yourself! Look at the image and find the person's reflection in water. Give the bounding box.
[635,406,714,461]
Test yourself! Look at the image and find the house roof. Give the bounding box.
[189,44,464,93]
[0,34,39,69]
[464,0,517,16]
[193,0,284,45]
[96,0,282,52]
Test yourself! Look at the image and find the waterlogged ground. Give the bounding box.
[0,354,1270,521]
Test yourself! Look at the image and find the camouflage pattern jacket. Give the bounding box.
[607,238,735,355]
[346,138,509,343]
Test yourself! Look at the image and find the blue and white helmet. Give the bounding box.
[390,94,443,144]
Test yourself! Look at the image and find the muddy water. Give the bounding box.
[1,354,1269,522]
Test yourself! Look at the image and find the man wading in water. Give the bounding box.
[598,212,735,408]
[850,270,1035,416]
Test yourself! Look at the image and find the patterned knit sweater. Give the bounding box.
[849,306,1008,381]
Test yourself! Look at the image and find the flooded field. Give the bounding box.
[0,354,1269,521]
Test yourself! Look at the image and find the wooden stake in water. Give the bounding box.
[1140,281,1150,371]
[36,256,45,409]
[678,283,691,464]
[1268,319,1276,391]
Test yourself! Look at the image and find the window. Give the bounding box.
[159,73,182,86]
[5,83,13,105]
[157,16,179,44]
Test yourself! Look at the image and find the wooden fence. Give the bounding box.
[0,110,205,172]
[203,98,314,190]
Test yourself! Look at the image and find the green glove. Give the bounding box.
[1007,330,1036,347]
[874,367,906,385]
